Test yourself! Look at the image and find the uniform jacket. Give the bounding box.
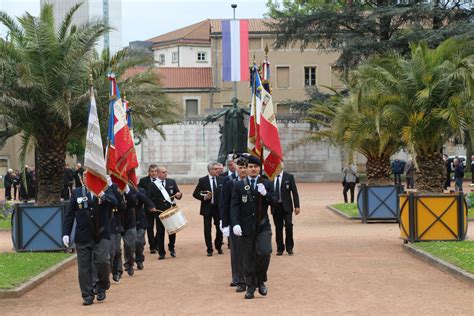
[219,178,238,227]
[147,178,181,211]
[134,187,154,230]
[271,171,300,214]
[63,186,118,243]
[230,177,276,236]
[192,175,224,216]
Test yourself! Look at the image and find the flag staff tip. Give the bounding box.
[264,44,269,57]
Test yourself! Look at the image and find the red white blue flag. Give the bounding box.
[222,19,249,82]
[106,74,138,190]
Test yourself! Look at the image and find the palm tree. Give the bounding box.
[304,82,401,185]
[0,3,109,204]
[355,39,474,193]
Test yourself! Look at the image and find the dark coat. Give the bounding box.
[146,178,181,211]
[219,178,238,227]
[63,187,118,243]
[230,177,276,236]
[454,164,465,179]
[192,175,224,217]
[73,168,84,187]
[4,172,13,187]
[271,172,300,214]
[135,187,154,230]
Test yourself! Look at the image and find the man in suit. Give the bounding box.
[220,154,248,292]
[62,179,118,306]
[271,166,300,256]
[138,164,160,254]
[147,166,182,260]
[220,154,237,180]
[230,156,277,299]
[193,162,224,256]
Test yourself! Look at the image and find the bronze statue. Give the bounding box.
[204,97,250,164]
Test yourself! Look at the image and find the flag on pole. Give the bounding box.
[84,87,108,196]
[106,74,138,191]
[248,63,262,157]
[122,96,138,187]
[249,67,283,180]
[222,19,249,82]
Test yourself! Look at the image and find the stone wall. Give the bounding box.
[136,118,343,183]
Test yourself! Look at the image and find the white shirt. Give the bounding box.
[247,175,260,189]
[208,175,217,204]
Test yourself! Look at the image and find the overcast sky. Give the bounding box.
[0,0,269,48]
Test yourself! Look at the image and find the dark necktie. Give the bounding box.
[152,177,156,182]
[250,178,256,191]
[211,177,217,204]
[161,180,165,187]
[275,175,281,202]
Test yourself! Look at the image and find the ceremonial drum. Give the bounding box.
[159,206,188,234]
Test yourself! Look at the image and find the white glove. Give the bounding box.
[219,220,223,232]
[124,184,130,194]
[233,225,242,236]
[257,183,267,196]
[223,226,230,238]
[106,175,113,186]
[62,235,70,248]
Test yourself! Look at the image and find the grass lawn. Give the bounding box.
[0,214,12,229]
[330,203,360,218]
[0,252,72,289]
[413,241,474,274]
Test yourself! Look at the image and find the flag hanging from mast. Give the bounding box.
[222,19,249,82]
[122,95,138,187]
[106,74,138,190]
[84,86,108,196]
[248,62,262,157]
[248,63,283,180]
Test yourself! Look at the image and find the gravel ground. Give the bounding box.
[1,183,473,315]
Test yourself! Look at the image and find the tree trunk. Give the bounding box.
[35,139,67,205]
[415,152,445,193]
[366,155,392,185]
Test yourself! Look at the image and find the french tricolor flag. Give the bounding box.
[222,19,249,82]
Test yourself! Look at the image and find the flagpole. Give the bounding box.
[231,3,237,102]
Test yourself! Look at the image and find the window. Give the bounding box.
[159,54,165,65]
[185,99,199,116]
[197,52,207,62]
[172,52,178,63]
[276,66,290,88]
[304,67,317,86]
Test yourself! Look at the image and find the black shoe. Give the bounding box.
[158,254,165,260]
[150,249,157,254]
[82,299,93,306]
[217,248,223,255]
[236,284,246,292]
[287,250,294,255]
[245,290,255,299]
[126,267,134,276]
[230,281,237,287]
[170,250,176,257]
[112,274,120,282]
[137,262,144,270]
[97,290,106,301]
[276,251,283,256]
[258,283,267,296]
[207,251,213,257]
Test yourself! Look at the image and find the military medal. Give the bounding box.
[78,204,83,209]
[242,195,248,203]
[244,185,250,191]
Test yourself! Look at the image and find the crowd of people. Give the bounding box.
[3,166,36,202]
[62,153,301,305]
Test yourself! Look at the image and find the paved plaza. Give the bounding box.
[1,183,473,314]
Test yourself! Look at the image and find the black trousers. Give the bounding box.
[145,211,160,251]
[13,185,18,200]
[135,228,145,264]
[156,219,176,256]
[272,204,294,253]
[343,182,356,203]
[203,205,222,253]
[5,185,11,200]
[241,226,272,291]
[76,239,110,301]
[393,173,402,185]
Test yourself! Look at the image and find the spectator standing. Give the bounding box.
[453,158,464,192]
[12,170,19,200]
[4,169,13,201]
[342,163,358,203]
[405,159,415,189]
[391,159,405,185]
[443,154,452,190]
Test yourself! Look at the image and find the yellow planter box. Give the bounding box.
[399,193,468,242]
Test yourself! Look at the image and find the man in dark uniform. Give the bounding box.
[120,184,138,277]
[138,164,159,254]
[220,155,237,180]
[193,162,224,256]
[63,182,118,305]
[230,156,276,299]
[271,166,300,256]
[74,163,85,188]
[146,166,182,260]
[220,154,248,292]
[133,187,155,270]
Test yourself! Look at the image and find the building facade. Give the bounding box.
[41,0,123,54]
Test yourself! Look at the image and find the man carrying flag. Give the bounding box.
[63,85,119,306]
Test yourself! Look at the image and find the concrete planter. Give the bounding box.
[12,203,69,251]
[357,184,403,223]
[399,192,468,243]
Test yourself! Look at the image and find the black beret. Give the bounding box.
[247,155,262,167]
